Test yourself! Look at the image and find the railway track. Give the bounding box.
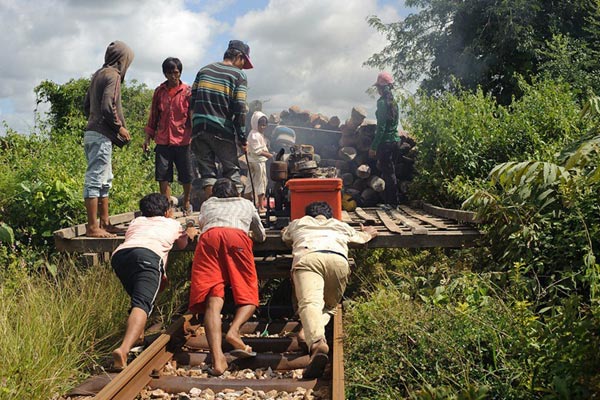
[55,203,481,399]
[65,303,344,400]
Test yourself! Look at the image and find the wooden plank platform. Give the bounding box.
[53,204,482,254]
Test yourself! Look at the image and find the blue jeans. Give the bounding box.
[191,130,241,189]
[83,131,113,198]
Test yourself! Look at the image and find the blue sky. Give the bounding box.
[0,0,416,134]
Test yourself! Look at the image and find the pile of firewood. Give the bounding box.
[262,104,418,207]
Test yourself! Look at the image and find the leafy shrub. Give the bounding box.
[463,96,600,308]
[0,80,156,250]
[345,264,600,399]
[405,78,591,207]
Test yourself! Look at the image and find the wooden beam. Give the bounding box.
[54,228,482,253]
[375,210,406,234]
[354,207,377,224]
[53,211,139,239]
[390,209,428,235]
[397,205,452,230]
[422,203,481,224]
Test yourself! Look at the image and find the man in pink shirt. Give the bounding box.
[144,57,194,214]
[110,193,198,371]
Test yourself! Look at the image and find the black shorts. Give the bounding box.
[155,144,194,184]
[111,247,164,316]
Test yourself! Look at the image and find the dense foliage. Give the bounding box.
[404,78,590,207]
[344,80,600,398]
[366,0,600,103]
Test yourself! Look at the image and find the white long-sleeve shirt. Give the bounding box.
[281,215,373,267]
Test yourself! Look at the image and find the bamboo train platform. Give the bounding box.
[53,202,483,259]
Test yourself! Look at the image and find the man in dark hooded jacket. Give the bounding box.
[83,41,134,237]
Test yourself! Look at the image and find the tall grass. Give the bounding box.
[344,250,600,399]
[0,251,193,399]
[0,259,127,399]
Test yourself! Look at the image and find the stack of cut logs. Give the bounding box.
[263,104,417,208]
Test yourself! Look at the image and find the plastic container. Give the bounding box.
[286,178,342,220]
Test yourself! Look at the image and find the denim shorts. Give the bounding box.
[83,131,113,198]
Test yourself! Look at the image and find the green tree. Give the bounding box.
[1,78,154,248]
[367,0,600,103]
[34,78,90,137]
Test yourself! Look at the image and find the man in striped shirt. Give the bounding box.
[190,40,253,198]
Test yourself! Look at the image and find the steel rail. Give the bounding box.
[94,315,187,400]
[89,309,345,399]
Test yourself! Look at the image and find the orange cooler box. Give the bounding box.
[286,178,342,220]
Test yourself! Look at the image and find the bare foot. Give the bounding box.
[86,225,116,238]
[310,337,329,356]
[225,331,248,352]
[208,354,228,376]
[133,334,144,347]
[102,224,127,234]
[112,348,127,370]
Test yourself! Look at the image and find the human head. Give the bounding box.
[305,202,333,219]
[374,71,394,88]
[162,57,182,86]
[258,116,268,133]
[104,41,134,82]
[251,111,268,134]
[140,193,170,217]
[212,178,239,198]
[224,40,253,69]
[162,57,182,74]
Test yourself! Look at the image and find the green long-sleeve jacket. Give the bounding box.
[371,96,400,151]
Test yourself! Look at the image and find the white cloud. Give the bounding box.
[0,0,409,134]
[0,0,220,134]
[236,0,399,122]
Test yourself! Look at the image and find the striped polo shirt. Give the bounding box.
[190,61,248,143]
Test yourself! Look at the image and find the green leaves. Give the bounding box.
[1,79,155,249]
[0,223,14,245]
[367,0,600,104]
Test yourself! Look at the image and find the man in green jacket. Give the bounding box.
[368,71,401,206]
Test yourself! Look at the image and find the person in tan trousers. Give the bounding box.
[282,201,377,378]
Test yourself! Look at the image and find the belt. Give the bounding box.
[314,250,348,260]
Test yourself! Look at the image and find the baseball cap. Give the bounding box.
[374,71,394,86]
[227,40,253,69]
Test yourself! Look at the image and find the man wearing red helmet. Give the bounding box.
[369,71,401,206]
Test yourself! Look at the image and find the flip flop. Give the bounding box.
[302,352,328,379]
[207,367,226,376]
[105,365,125,373]
[103,224,127,235]
[230,346,257,359]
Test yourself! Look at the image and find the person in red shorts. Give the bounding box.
[188,178,266,376]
